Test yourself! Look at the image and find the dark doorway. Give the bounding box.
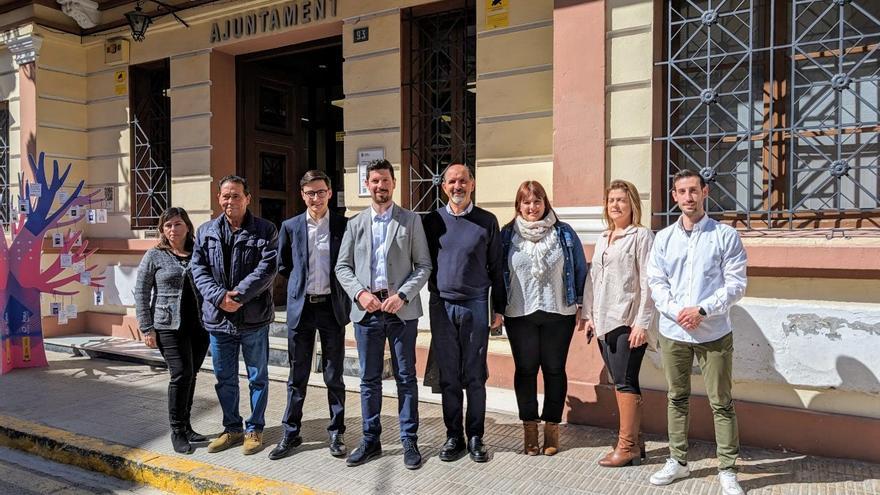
[237,37,344,304]
[237,38,344,230]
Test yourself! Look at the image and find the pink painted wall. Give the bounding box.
[553,0,606,207]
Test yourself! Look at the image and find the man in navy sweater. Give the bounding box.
[423,163,506,463]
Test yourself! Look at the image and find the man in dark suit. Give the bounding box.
[268,170,351,460]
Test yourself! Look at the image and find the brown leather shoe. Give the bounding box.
[207,431,244,453]
[242,431,263,455]
[523,421,540,456]
[598,391,642,467]
[542,422,560,456]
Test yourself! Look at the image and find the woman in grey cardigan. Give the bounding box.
[135,207,208,454]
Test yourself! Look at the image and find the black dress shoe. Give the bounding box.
[438,436,467,461]
[346,440,382,467]
[468,436,489,463]
[329,432,347,457]
[402,438,422,470]
[186,425,208,443]
[268,435,302,460]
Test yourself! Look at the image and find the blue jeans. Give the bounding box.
[209,325,269,433]
[355,312,419,443]
[429,294,490,438]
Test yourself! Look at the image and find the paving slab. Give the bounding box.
[0,351,877,495]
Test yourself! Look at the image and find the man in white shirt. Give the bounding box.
[647,169,748,495]
[269,170,351,461]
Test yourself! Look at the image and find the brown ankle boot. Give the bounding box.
[523,421,540,456]
[542,422,560,456]
[598,391,642,467]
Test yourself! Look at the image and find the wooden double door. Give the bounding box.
[239,66,306,230]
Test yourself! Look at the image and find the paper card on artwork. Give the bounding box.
[69,207,79,219]
[87,209,97,224]
[52,233,63,247]
[93,290,104,306]
[72,261,85,274]
[50,302,61,316]
[73,235,83,247]
[18,198,29,214]
[58,313,68,325]
[58,191,69,202]
[65,304,78,319]
[96,209,108,224]
[60,253,72,268]
[30,183,42,198]
[80,272,91,285]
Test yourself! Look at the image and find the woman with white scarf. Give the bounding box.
[500,181,588,456]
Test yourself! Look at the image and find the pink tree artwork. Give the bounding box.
[0,152,105,374]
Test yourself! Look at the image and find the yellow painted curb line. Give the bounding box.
[0,414,322,495]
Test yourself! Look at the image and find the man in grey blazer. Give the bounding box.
[335,159,432,470]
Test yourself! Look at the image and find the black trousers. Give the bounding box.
[598,325,647,394]
[155,326,209,432]
[429,295,490,439]
[281,300,346,438]
[505,311,576,423]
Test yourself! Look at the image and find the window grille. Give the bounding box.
[403,2,476,213]
[658,0,880,230]
[129,60,171,229]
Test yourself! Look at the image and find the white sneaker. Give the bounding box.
[719,469,746,495]
[649,458,690,486]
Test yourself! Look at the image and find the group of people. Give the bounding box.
[134,161,748,494]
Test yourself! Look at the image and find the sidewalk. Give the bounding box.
[1,351,878,495]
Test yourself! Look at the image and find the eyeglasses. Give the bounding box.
[302,189,329,199]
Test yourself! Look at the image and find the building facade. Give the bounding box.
[0,0,877,461]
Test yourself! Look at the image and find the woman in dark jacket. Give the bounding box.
[501,180,588,456]
[135,207,209,454]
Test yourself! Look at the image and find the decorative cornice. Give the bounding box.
[58,0,101,29]
[7,33,43,66]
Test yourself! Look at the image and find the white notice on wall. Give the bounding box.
[64,304,78,319]
[52,233,63,248]
[96,209,108,224]
[94,290,104,306]
[50,302,61,316]
[30,183,42,198]
[60,254,72,268]
[357,147,385,197]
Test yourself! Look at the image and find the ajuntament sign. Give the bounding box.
[210,0,338,44]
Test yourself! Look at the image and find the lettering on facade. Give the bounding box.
[210,0,338,44]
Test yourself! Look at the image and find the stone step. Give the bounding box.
[46,334,391,380]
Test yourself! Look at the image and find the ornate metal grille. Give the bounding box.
[130,60,171,229]
[658,0,880,229]
[0,103,8,228]
[403,2,476,213]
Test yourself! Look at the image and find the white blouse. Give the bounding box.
[583,225,655,338]
[505,232,579,318]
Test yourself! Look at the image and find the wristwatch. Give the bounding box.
[399,292,408,303]
[698,307,707,316]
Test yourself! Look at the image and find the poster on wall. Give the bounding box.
[357,147,385,197]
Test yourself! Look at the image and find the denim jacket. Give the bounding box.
[500,220,589,307]
[191,212,278,334]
